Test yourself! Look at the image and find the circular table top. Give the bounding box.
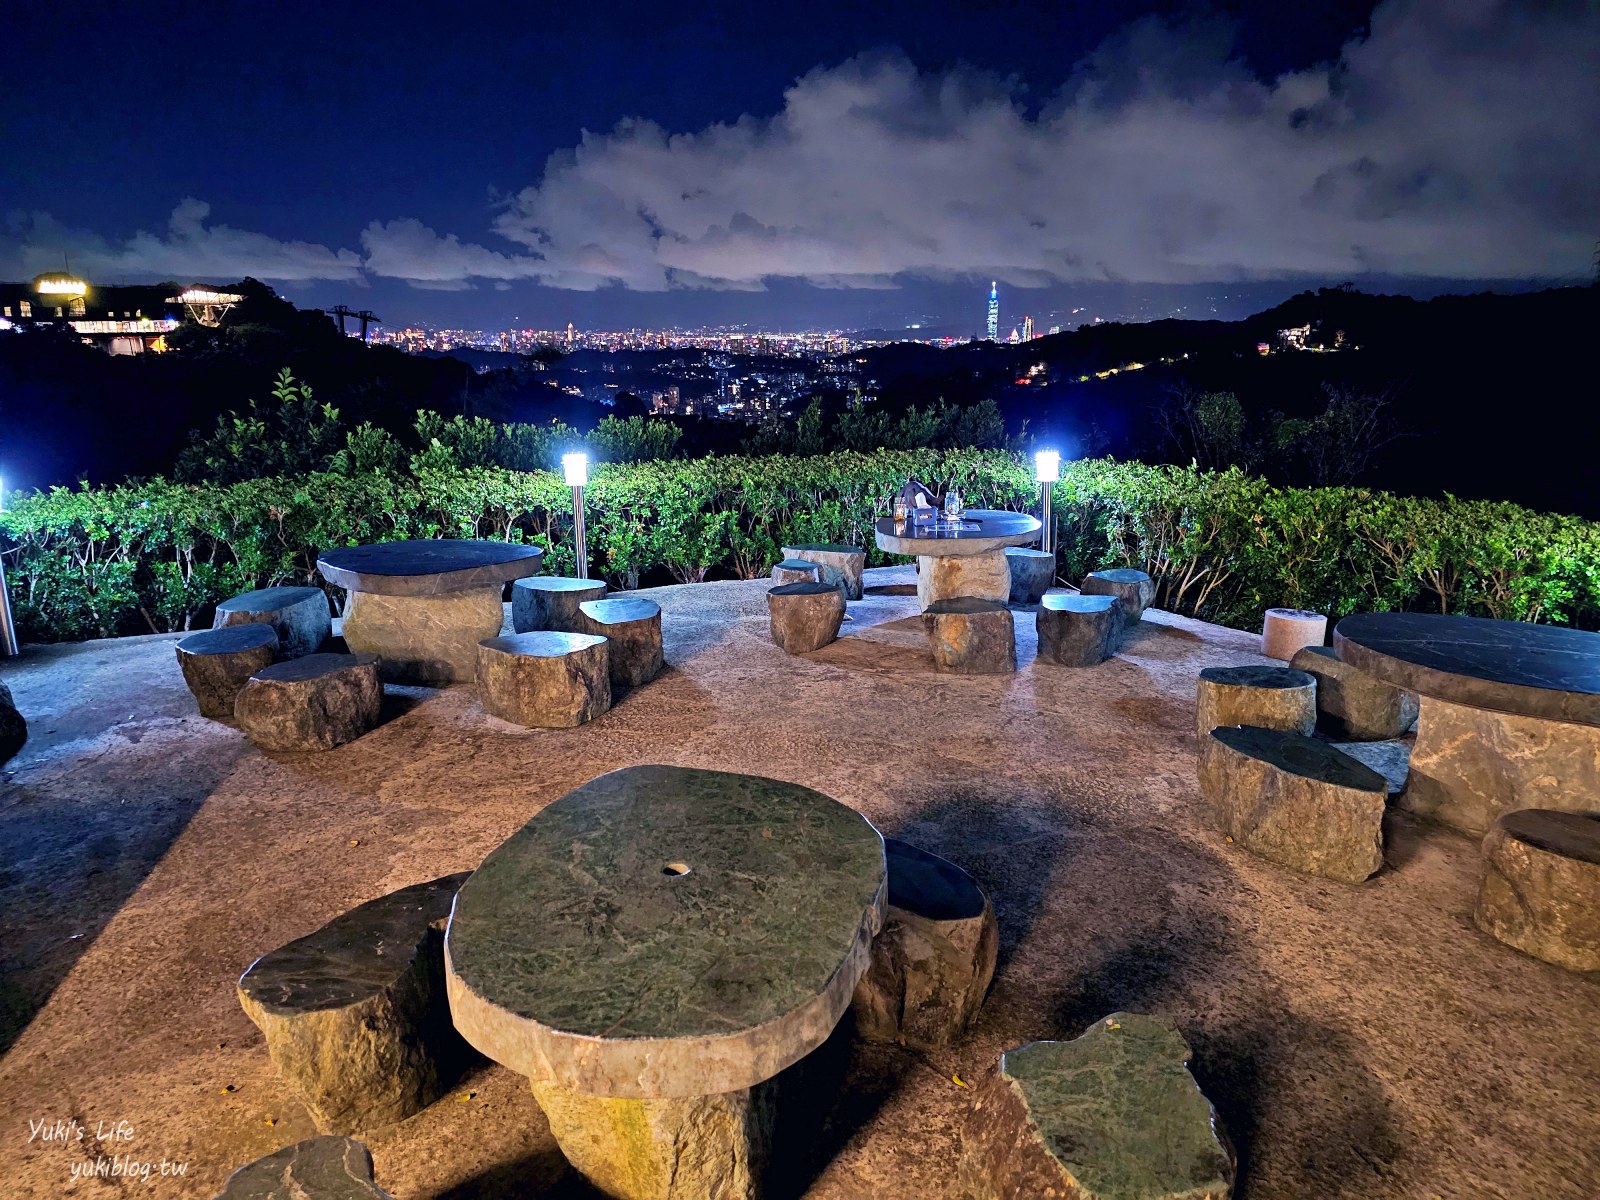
[444,765,887,1099]
[317,539,544,596]
[873,509,1040,557]
[1333,612,1600,726]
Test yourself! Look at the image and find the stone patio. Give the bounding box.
[0,566,1596,1198]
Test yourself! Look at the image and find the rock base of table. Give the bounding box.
[852,839,998,1051]
[531,1080,775,1200]
[176,623,279,719]
[511,576,607,633]
[214,1135,393,1199]
[1038,594,1123,667]
[782,543,866,600]
[916,548,1011,609]
[1080,568,1156,622]
[1291,646,1418,740]
[924,598,1016,675]
[958,1013,1234,1200]
[1005,547,1055,604]
[1200,726,1387,883]
[1402,696,1600,837]
[768,582,846,654]
[238,874,472,1134]
[1195,665,1316,741]
[477,632,611,728]
[575,598,664,688]
[234,654,383,753]
[215,586,332,660]
[0,681,26,765]
[1476,809,1600,971]
[341,584,505,685]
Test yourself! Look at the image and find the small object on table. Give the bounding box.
[1079,568,1156,622]
[781,543,866,600]
[213,1136,394,1199]
[1195,665,1316,741]
[1037,593,1122,667]
[445,765,886,1200]
[511,576,606,634]
[768,581,846,654]
[770,557,824,586]
[1005,546,1055,604]
[875,509,1042,611]
[1261,607,1327,660]
[1476,809,1600,971]
[1290,645,1418,740]
[234,653,383,753]
[176,623,279,719]
[317,540,544,686]
[924,597,1016,675]
[476,631,611,728]
[213,586,332,660]
[574,597,663,689]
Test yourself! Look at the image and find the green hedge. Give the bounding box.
[4,451,1599,644]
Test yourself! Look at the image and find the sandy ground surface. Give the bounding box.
[0,566,1596,1200]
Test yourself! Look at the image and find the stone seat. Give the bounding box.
[214,1136,394,1199]
[771,557,824,586]
[1036,593,1123,667]
[1200,725,1387,882]
[781,543,866,599]
[214,586,332,660]
[0,681,25,766]
[1195,664,1317,740]
[237,874,471,1135]
[511,575,607,634]
[924,597,1015,675]
[1004,547,1055,604]
[1079,567,1156,622]
[958,1013,1235,1200]
[1262,607,1327,660]
[574,597,664,688]
[477,631,611,728]
[1476,809,1600,971]
[768,581,846,654]
[1291,645,1419,741]
[852,838,998,1051]
[234,653,382,752]
[176,623,278,719]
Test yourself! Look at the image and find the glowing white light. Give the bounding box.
[1035,449,1061,483]
[35,278,87,296]
[562,452,588,487]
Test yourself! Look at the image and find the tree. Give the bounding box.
[1273,382,1407,487]
[1155,386,1256,471]
[176,368,343,483]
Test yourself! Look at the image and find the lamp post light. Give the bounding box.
[1034,449,1060,556]
[0,476,17,657]
[562,452,589,580]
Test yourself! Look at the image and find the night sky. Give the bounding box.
[3,0,1594,331]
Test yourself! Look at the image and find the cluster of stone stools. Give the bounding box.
[1196,653,1600,972]
[766,542,867,653]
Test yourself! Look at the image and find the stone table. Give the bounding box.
[317,540,544,685]
[444,765,886,1199]
[1334,612,1600,836]
[874,509,1041,610]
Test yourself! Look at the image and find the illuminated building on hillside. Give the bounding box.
[986,281,999,341]
[1022,315,1034,341]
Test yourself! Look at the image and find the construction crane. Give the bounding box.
[329,305,382,342]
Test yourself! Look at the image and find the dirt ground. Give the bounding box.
[0,565,1596,1199]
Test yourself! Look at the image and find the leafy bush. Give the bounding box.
[4,451,1599,644]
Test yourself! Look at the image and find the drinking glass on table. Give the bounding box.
[945,487,963,522]
[893,494,908,523]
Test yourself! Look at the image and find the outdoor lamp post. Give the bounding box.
[0,476,17,657]
[563,452,589,580]
[1035,449,1060,556]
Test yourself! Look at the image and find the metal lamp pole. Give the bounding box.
[563,453,589,580]
[0,476,17,657]
[1035,449,1060,556]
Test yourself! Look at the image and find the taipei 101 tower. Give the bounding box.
[986,281,999,341]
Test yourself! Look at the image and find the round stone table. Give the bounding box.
[445,765,886,1199]
[874,509,1041,610]
[1334,612,1600,835]
[317,539,544,685]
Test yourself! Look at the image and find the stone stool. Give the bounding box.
[1262,607,1327,660]
[1005,547,1055,604]
[0,681,26,766]
[176,623,278,718]
[771,557,824,586]
[852,839,998,1051]
[1195,664,1316,740]
[234,653,382,752]
[1476,809,1600,971]
[477,631,611,728]
[214,586,332,660]
[768,582,846,654]
[958,1014,1235,1200]
[575,597,664,688]
[214,1136,394,1199]
[238,873,471,1135]
[924,598,1016,675]
[511,576,607,633]
[1200,725,1387,882]
[1080,568,1156,621]
[781,543,866,600]
[1291,645,1419,740]
[1037,593,1123,667]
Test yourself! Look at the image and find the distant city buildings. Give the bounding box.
[1022,315,1034,341]
[986,281,999,341]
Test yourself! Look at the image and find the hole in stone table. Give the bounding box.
[662,862,691,878]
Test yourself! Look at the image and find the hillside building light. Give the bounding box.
[563,453,590,579]
[1035,449,1060,556]
[0,475,17,656]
